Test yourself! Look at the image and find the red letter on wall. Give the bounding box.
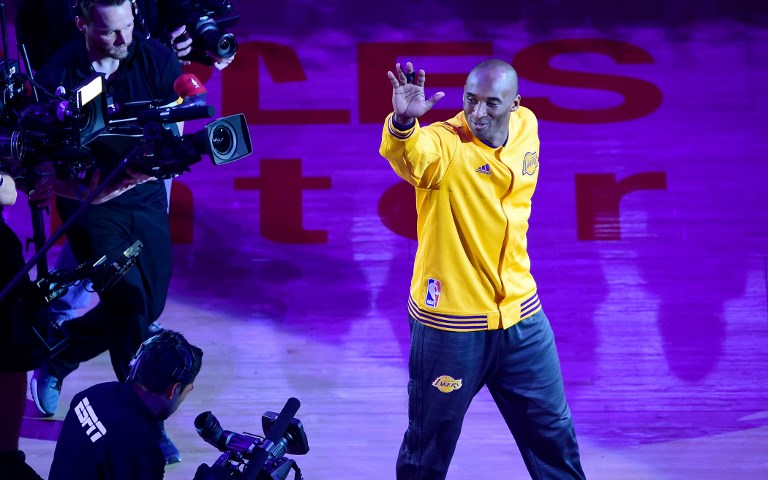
[234,159,332,244]
[169,181,194,245]
[221,42,350,124]
[575,172,667,240]
[514,39,662,123]
[378,181,417,240]
[358,42,493,124]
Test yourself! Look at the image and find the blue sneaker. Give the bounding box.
[148,321,165,334]
[30,365,62,417]
[160,430,181,464]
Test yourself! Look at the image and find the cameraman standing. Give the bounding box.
[28,0,185,459]
[48,330,204,480]
[16,0,235,433]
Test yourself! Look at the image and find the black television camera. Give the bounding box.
[173,0,239,67]
[104,100,252,180]
[0,73,109,186]
[195,398,309,480]
[0,69,253,185]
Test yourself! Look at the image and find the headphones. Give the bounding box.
[127,332,195,386]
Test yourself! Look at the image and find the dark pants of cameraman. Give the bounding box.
[42,198,171,383]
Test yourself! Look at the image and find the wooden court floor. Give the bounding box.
[18,287,768,479]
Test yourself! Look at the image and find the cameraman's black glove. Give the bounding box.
[193,462,228,480]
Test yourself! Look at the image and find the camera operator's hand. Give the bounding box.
[209,51,235,71]
[0,172,17,206]
[169,24,194,61]
[168,24,235,70]
[193,462,229,480]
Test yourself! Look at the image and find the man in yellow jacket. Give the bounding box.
[380,59,586,480]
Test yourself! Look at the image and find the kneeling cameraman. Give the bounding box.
[48,329,206,479]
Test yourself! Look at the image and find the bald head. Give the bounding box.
[463,59,521,147]
[467,59,519,95]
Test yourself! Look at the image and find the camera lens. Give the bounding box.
[216,33,237,58]
[0,130,26,162]
[197,21,237,59]
[210,124,236,158]
[194,411,224,445]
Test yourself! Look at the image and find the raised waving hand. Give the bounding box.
[387,62,445,125]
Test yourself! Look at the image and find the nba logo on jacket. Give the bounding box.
[426,278,441,308]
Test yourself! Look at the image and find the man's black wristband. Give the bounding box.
[392,117,415,131]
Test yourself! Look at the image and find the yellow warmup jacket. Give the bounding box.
[379,108,542,331]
